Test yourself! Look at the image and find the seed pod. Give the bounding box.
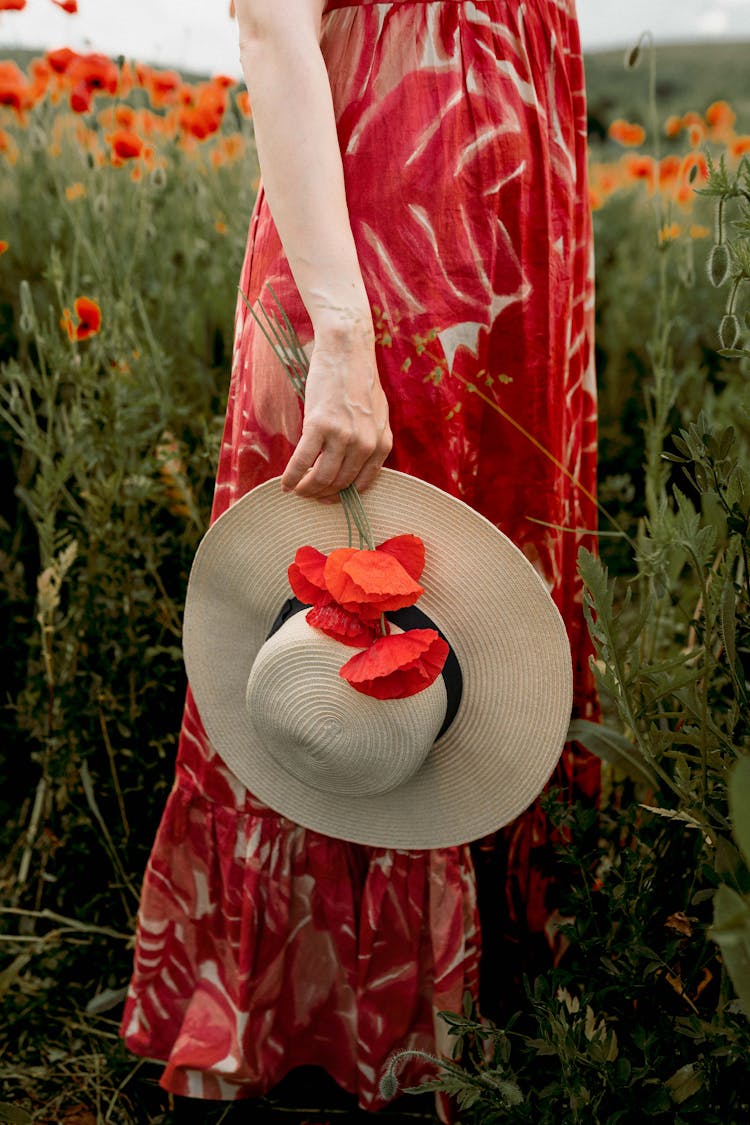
[624,40,642,69]
[19,279,35,334]
[707,243,731,288]
[719,313,741,350]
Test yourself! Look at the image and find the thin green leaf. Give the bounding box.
[567,718,658,787]
[729,758,750,870]
[710,884,750,1020]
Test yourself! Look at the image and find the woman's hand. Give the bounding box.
[281,319,392,499]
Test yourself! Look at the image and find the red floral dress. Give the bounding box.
[121,0,599,1111]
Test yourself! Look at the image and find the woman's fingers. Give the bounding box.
[281,416,391,499]
[352,438,392,493]
[279,426,329,493]
[280,326,391,501]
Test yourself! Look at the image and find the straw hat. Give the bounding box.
[183,469,572,848]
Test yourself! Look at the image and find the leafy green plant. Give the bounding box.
[0,64,255,1122]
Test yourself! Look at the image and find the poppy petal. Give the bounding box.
[344,550,423,599]
[306,604,378,648]
[73,296,102,339]
[323,547,361,604]
[377,534,426,581]
[288,545,329,605]
[325,548,424,616]
[340,629,448,700]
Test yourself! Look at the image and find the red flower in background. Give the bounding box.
[111,128,143,160]
[50,0,78,10]
[178,81,227,140]
[46,47,77,74]
[340,629,449,700]
[608,118,646,148]
[69,80,92,113]
[61,296,102,341]
[0,61,30,112]
[138,66,182,108]
[68,53,118,95]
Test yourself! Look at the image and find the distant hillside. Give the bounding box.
[585,41,750,136]
[3,39,749,136]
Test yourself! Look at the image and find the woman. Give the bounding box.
[121,0,599,1111]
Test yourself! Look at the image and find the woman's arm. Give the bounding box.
[235,0,392,498]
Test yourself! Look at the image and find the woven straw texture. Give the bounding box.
[183,469,572,847]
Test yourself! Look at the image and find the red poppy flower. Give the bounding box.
[46,47,78,74]
[376,534,425,580]
[0,61,30,112]
[290,536,426,619]
[61,296,102,341]
[115,104,135,127]
[608,118,646,148]
[288,545,330,605]
[146,68,182,107]
[623,155,656,188]
[50,0,77,10]
[324,546,424,619]
[306,603,378,648]
[68,53,118,96]
[111,129,143,160]
[178,105,222,140]
[69,79,92,113]
[288,536,440,696]
[658,155,682,189]
[0,0,26,9]
[340,629,448,700]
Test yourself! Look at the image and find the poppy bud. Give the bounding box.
[624,40,642,69]
[379,1072,399,1100]
[718,313,740,350]
[707,243,730,288]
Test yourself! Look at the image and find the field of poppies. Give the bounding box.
[1,21,750,1125]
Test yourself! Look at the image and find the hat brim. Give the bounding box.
[183,469,572,848]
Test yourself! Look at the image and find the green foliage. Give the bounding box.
[0,61,256,1121]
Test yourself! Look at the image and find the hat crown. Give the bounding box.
[245,614,447,798]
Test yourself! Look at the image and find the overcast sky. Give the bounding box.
[0,0,749,75]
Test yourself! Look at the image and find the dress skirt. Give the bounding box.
[121,0,600,1110]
